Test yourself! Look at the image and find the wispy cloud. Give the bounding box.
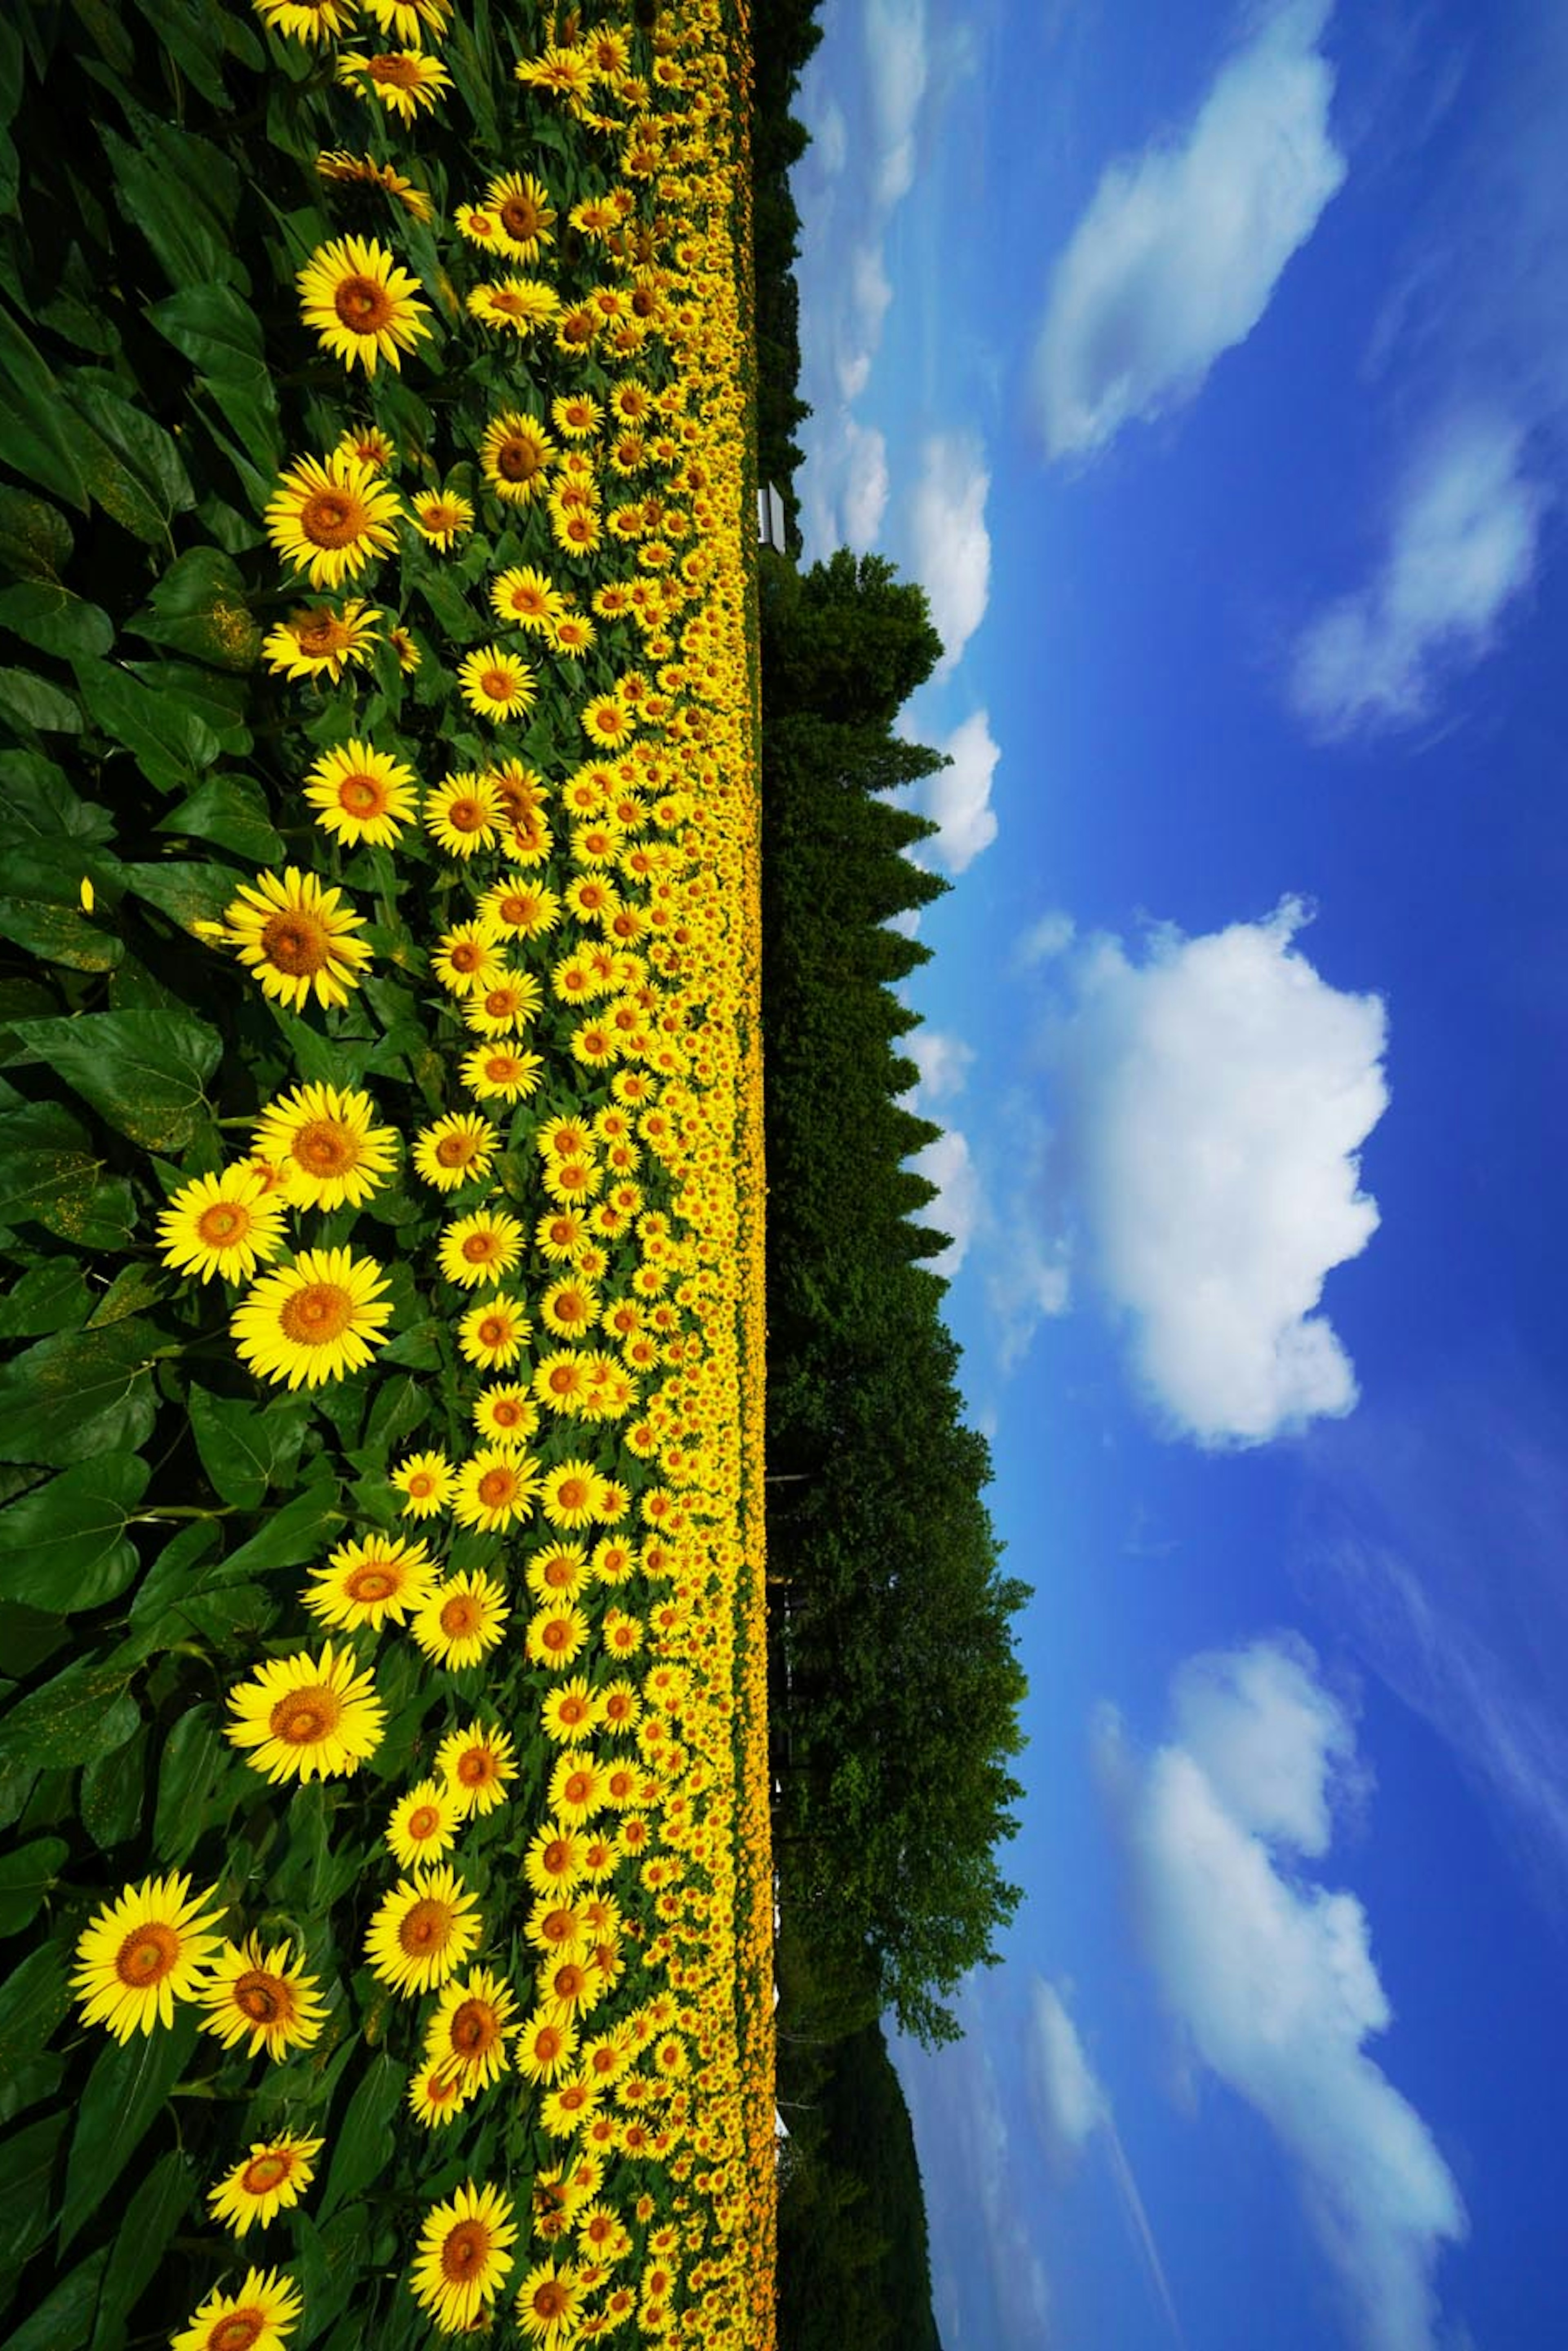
[1290,413,1546,737]
[908,708,1000,874]
[1098,1636,1466,2351]
[904,431,991,672]
[1016,899,1388,1443]
[911,1126,981,1277]
[1033,0,1345,460]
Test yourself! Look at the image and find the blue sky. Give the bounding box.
[788,2,1568,2345]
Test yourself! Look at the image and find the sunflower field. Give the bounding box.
[0,2,773,2344]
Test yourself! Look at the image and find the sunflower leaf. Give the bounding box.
[57,2005,198,2250]
[9,1009,223,1153]
[0,1455,151,1612]
[316,2050,402,2224]
[0,1835,67,1935]
[0,1657,140,1771]
[0,1319,160,1469]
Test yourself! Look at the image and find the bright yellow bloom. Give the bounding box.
[514,2010,579,2085]
[263,599,382,683]
[157,1166,287,1285]
[336,46,452,121]
[408,2055,478,2129]
[540,1676,598,1743]
[386,1777,461,1868]
[490,564,561,632]
[480,874,560,937]
[171,2266,302,2351]
[72,1873,225,2042]
[302,1532,437,1631]
[439,1207,526,1289]
[297,232,432,373]
[480,410,555,504]
[539,1458,601,1531]
[410,488,474,549]
[303,739,417,846]
[231,1248,393,1387]
[467,276,561,334]
[226,1643,385,1782]
[436,1719,518,1817]
[458,643,537,723]
[425,770,503,858]
[252,1081,398,1211]
[461,1040,543,1102]
[485,170,557,259]
[365,1863,482,1996]
[209,2135,323,2237]
[457,1291,530,1369]
[514,2256,586,2348]
[198,1935,327,2062]
[412,1112,499,1191]
[472,1382,539,1447]
[216,866,371,1011]
[410,2181,519,2335]
[265,450,401,589]
[392,1447,455,1517]
[315,151,434,223]
[412,1568,511,1669]
[424,1966,519,2092]
[525,1600,591,1670]
[255,0,355,40]
[452,1447,539,1533]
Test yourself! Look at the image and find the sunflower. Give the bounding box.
[540,1677,597,1745]
[452,1447,539,1534]
[430,919,506,998]
[490,565,561,633]
[263,598,383,682]
[232,1248,393,1389]
[436,1719,517,1817]
[480,875,560,938]
[425,1967,519,2092]
[580,692,635,748]
[462,972,542,1037]
[409,2056,477,2130]
[552,391,602,441]
[455,203,503,246]
[480,410,555,504]
[303,739,417,846]
[255,0,356,40]
[72,1873,225,2042]
[425,771,503,859]
[410,488,474,550]
[365,1864,482,1996]
[412,1112,499,1191]
[198,1935,327,2062]
[386,1777,461,1868]
[539,1459,601,1532]
[302,1532,437,1631]
[457,1292,530,1370]
[467,277,561,335]
[472,1383,539,1448]
[336,46,452,120]
[315,149,434,223]
[252,1082,398,1212]
[485,169,557,259]
[515,2011,579,2086]
[171,2268,303,2351]
[216,868,372,1012]
[540,1277,599,1340]
[460,1041,543,1103]
[525,1601,591,1671]
[227,1643,385,1783]
[265,450,401,589]
[390,622,421,671]
[514,2255,588,2350]
[438,1209,526,1290]
[392,1447,456,1517]
[298,232,432,375]
[363,0,450,41]
[525,1541,591,1605]
[458,644,537,723]
[410,2181,519,2335]
[209,2135,324,2237]
[158,1166,288,1285]
[411,1569,510,1670]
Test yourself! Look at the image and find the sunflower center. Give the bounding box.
[557,1477,590,1511]
[301,489,367,549]
[196,1200,248,1246]
[535,2024,565,2060]
[437,1131,477,1166]
[457,1748,494,1785]
[260,910,333,976]
[565,1772,592,1805]
[241,2152,292,2195]
[498,894,532,924]
[450,1999,499,2054]
[294,610,351,656]
[531,2282,570,2320]
[346,1565,397,1602]
[548,1366,578,1396]
[477,1316,510,1349]
[270,1683,343,1745]
[480,668,512,700]
[477,1467,516,1509]
[543,1619,572,1653]
[425,501,459,530]
[408,1805,441,1840]
[441,2218,493,2282]
[484,988,517,1019]
[440,1594,483,1637]
[448,797,487,833]
[399,1897,454,1955]
[462,1232,501,1263]
[278,1282,356,1345]
[233,1970,286,2023]
[115,1921,179,1986]
[339,773,387,816]
[292,1118,358,1176]
[501,195,542,240]
[552,1962,586,2000]
[369,53,421,89]
[208,2314,265,2351]
[485,1056,519,1083]
[497,437,542,482]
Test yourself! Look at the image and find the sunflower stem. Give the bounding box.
[132,1505,237,1522]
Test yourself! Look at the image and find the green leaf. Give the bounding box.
[126,1518,220,1634]
[98,122,239,294]
[128,544,261,670]
[86,1263,168,1327]
[0,665,82,733]
[79,1722,146,1852]
[159,774,282,862]
[5,2249,109,2351]
[0,301,87,510]
[0,1260,89,1340]
[151,1704,231,1864]
[0,1836,67,1935]
[0,2051,63,2129]
[188,1383,311,1511]
[0,489,73,583]
[0,580,114,661]
[146,282,267,386]
[0,1102,134,1244]
[122,657,253,755]
[58,2006,196,2250]
[0,1939,70,2084]
[0,2106,68,2274]
[0,1657,138,1770]
[10,1009,222,1151]
[89,2146,195,2351]
[209,1476,342,1584]
[317,2050,401,2221]
[0,1319,160,1467]
[0,891,120,973]
[122,857,238,932]
[0,748,114,843]
[73,660,219,789]
[0,1456,151,1611]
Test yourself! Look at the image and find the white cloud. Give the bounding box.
[866,0,929,204]
[1290,413,1546,736]
[910,708,1000,874]
[1026,1978,1108,2172]
[911,1126,980,1276]
[1016,910,1077,968]
[906,1027,974,1106]
[905,432,992,672]
[1034,0,1345,459]
[1049,899,1387,1445]
[1098,1636,1466,2351]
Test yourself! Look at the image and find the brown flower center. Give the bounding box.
[457,1747,494,1786]
[339,773,387,816]
[292,1118,357,1176]
[208,2314,265,2351]
[196,1200,248,1246]
[260,909,333,976]
[548,1365,579,1396]
[530,2282,570,2321]
[552,1961,586,2002]
[542,1619,572,1653]
[477,1316,509,1349]
[477,1467,516,1509]
[241,2152,292,2195]
[463,1232,501,1263]
[448,796,487,833]
[408,1805,441,1840]
[346,1565,396,1603]
[278,1282,355,1345]
[497,436,543,482]
[232,1970,286,2023]
[480,668,513,701]
[399,1897,454,1955]
[501,194,542,241]
[440,1593,483,1638]
[294,610,352,657]
[369,53,420,89]
[557,1477,590,1512]
[440,2218,493,2282]
[301,488,366,549]
[450,1998,500,2055]
[115,1921,180,1986]
[437,1131,477,1167]
[269,1684,343,1745]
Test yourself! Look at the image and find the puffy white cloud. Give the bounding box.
[1098,1636,1466,2351]
[905,432,991,672]
[1016,909,1077,968]
[1290,413,1546,736]
[1026,1978,1107,2173]
[1049,899,1387,1445]
[1034,0,1345,459]
[866,0,929,205]
[911,1127,980,1276]
[910,709,1000,874]
[906,1026,975,1106]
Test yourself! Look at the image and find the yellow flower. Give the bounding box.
[539,1458,600,1532]
[265,450,401,589]
[467,277,561,335]
[298,232,432,373]
[408,2055,478,2129]
[226,1642,385,1782]
[363,0,450,43]
[303,739,417,846]
[581,691,635,746]
[336,46,452,122]
[425,770,503,858]
[315,150,434,223]
[386,1777,461,1869]
[209,2136,323,2237]
[452,1447,539,1534]
[457,1291,531,1369]
[436,1719,518,1817]
[365,1863,482,1996]
[158,1166,287,1285]
[216,866,371,1011]
[525,1600,591,1670]
[72,1873,225,2042]
[410,487,474,549]
[255,0,356,41]
[410,2182,519,2335]
[484,169,557,260]
[411,1567,510,1669]
[515,2256,586,2347]
[302,1532,437,1630]
[460,1040,543,1103]
[231,1248,393,1387]
[490,564,562,633]
[514,2011,579,2086]
[252,1081,398,1211]
[198,1934,327,2062]
[412,1112,499,1191]
[391,1447,455,1517]
[424,1967,519,2092]
[458,643,537,723]
[262,599,382,683]
[438,1208,526,1289]
[171,2266,302,2351]
[480,410,555,504]
[472,1382,539,1446]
